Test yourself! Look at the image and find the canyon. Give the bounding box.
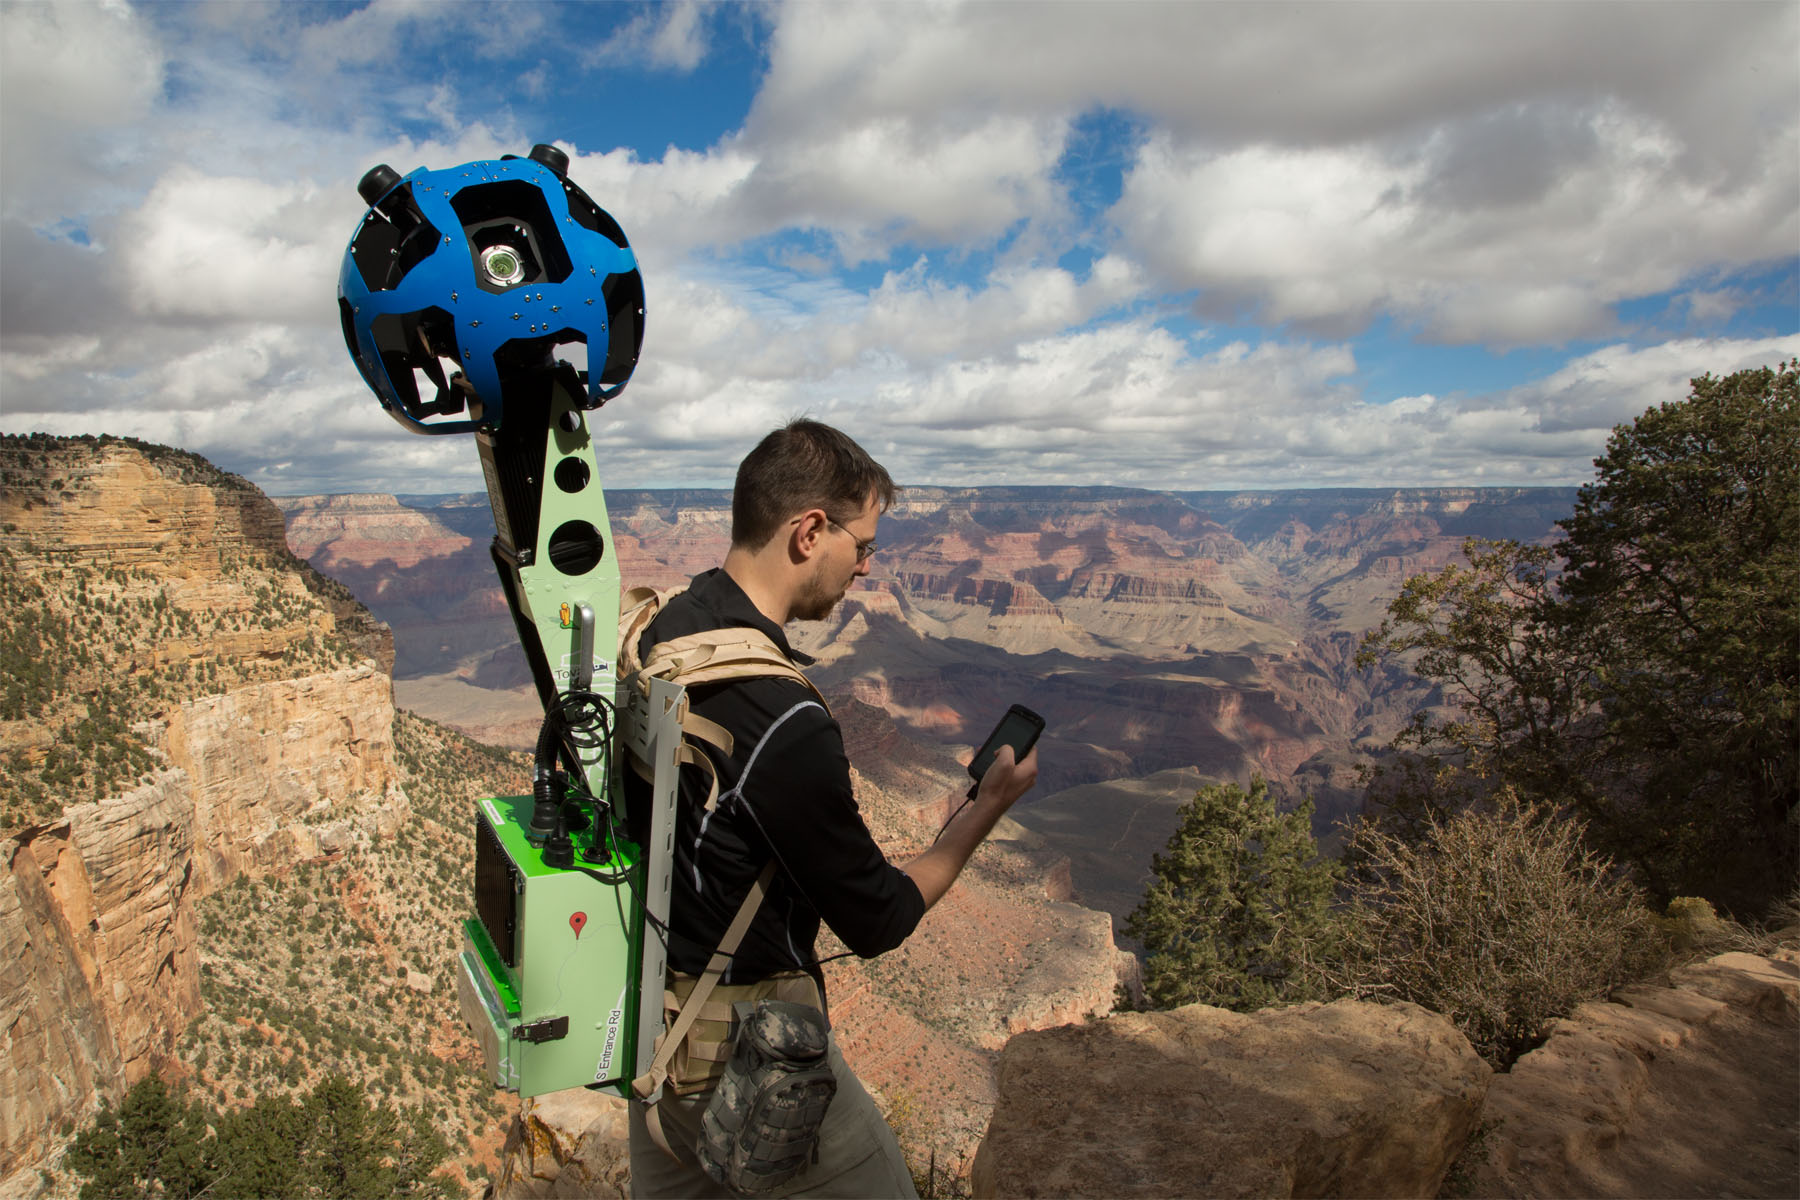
[0,436,404,1181]
[0,439,1129,1190]
[7,434,1791,1198]
[279,483,1576,931]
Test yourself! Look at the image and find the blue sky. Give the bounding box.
[2,0,1795,495]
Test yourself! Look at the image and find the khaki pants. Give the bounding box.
[628,1036,918,1199]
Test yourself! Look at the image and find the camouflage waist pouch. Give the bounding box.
[696,999,837,1194]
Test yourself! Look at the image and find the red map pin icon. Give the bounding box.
[569,911,587,939]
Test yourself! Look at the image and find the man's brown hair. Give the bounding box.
[731,418,898,549]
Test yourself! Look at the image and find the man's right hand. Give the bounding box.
[905,743,1041,910]
[975,743,1038,814]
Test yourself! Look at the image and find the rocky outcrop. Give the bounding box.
[897,572,1062,618]
[493,1089,632,1200]
[2,778,192,1176]
[971,999,1490,1199]
[1471,949,1800,1198]
[275,493,491,679]
[1,437,288,573]
[0,666,405,1175]
[277,493,473,571]
[159,667,404,889]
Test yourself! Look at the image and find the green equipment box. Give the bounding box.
[456,792,645,1097]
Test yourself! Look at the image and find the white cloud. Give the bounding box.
[1113,99,1798,346]
[0,0,166,224]
[1510,336,1800,435]
[584,0,711,72]
[744,0,1797,339]
[116,170,344,325]
[738,114,1070,263]
[755,0,1794,159]
[566,143,759,265]
[1,0,1794,499]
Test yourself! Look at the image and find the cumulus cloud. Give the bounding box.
[1509,336,1800,435]
[0,1,165,225]
[1,0,1794,499]
[743,0,1797,340]
[1111,99,1797,346]
[117,171,344,324]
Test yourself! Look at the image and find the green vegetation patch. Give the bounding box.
[0,435,376,831]
[64,1072,448,1200]
[172,711,529,1196]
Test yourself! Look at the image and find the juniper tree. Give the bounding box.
[1360,361,1799,915]
[1557,361,1799,911]
[64,1076,214,1200]
[1125,778,1340,1012]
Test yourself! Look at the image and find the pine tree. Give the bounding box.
[64,1077,214,1200]
[67,1074,450,1200]
[1124,778,1340,1012]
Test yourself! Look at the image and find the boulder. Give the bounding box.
[493,1088,632,1200]
[1472,950,1800,1199]
[971,998,1490,1198]
[1669,950,1799,1018]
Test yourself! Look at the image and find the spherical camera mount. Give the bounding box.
[337,144,645,436]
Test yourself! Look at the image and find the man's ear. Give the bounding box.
[790,507,830,562]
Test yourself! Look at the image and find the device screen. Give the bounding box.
[969,705,1045,781]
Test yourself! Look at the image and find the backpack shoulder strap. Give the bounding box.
[616,586,830,812]
[617,584,680,679]
[632,860,778,1103]
[638,631,828,710]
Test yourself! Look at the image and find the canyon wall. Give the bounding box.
[1,669,403,1174]
[0,436,404,1176]
[278,486,1574,786]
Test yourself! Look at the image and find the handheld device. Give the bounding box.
[968,704,1045,784]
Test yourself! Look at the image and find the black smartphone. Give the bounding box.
[968,704,1045,783]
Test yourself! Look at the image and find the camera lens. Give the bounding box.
[480,244,525,287]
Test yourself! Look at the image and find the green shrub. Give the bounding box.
[1340,794,1666,1066]
[1125,778,1341,1012]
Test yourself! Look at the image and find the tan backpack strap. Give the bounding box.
[639,631,830,712]
[616,584,687,679]
[676,741,723,812]
[676,708,730,755]
[643,1097,680,1163]
[632,860,778,1101]
[625,731,726,811]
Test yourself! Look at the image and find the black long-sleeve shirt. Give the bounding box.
[624,568,925,988]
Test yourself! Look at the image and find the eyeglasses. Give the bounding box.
[825,517,879,562]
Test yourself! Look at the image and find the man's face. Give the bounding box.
[794,494,879,622]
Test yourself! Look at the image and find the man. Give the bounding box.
[626,418,1039,1198]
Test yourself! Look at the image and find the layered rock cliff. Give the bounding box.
[0,435,404,1177]
[276,485,1568,804]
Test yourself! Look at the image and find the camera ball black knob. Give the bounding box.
[529,144,570,178]
[357,164,403,207]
